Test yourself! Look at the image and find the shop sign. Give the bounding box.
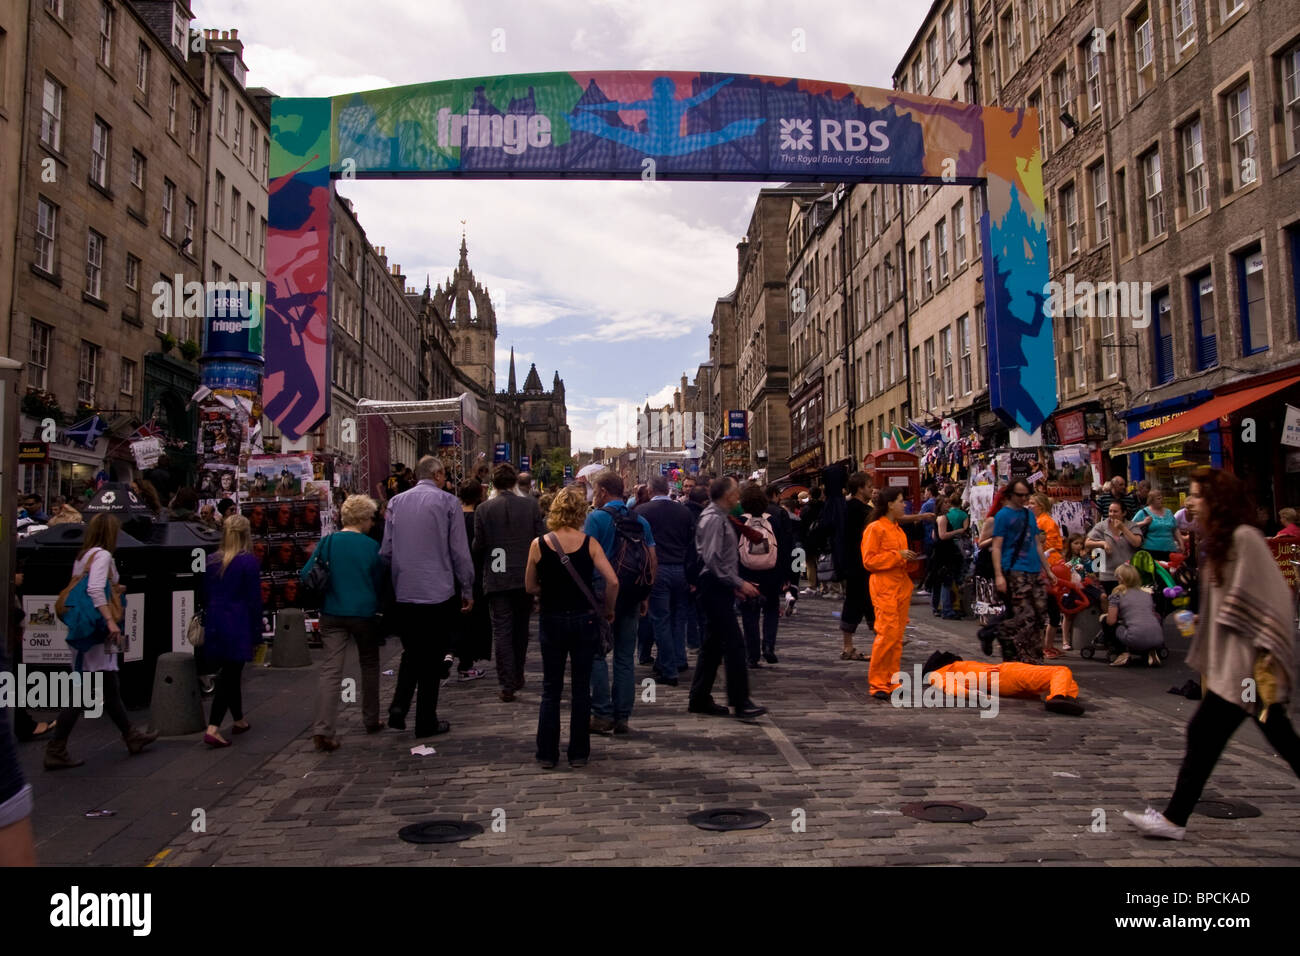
[727,410,748,439]
[1269,537,1300,591]
[1136,412,1179,432]
[1282,405,1300,448]
[17,441,48,464]
[1054,410,1086,445]
[789,444,824,470]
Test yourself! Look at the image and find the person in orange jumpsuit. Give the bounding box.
[862,487,920,699]
[922,651,1085,715]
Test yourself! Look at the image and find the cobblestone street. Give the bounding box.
[21,593,1300,866]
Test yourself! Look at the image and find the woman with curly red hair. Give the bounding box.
[1125,468,1300,840]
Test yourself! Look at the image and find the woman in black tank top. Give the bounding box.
[525,488,620,769]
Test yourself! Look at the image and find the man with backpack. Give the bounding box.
[738,484,782,666]
[635,475,695,685]
[583,471,657,735]
[689,477,768,720]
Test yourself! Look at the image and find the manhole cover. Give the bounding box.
[397,820,485,844]
[1195,800,1261,819]
[687,808,771,831]
[901,802,987,823]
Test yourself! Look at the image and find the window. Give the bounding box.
[130,149,145,190]
[1027,0,1041,49]
[89,118,111,188]
[1225,81,1257,191]
[943,5,957,63]
[1132,8,1155,98]
[941,326,954,400]
[975,303,987,387]
[1284,44,1300,161]
[78,341,100,406]
[1031,91,1047,160]
[118,356,136,396]
[912,346,921,409]
[1061,183,1079,257]
[1069,311,1087,389]
[162,179,175,238]
[953,199,966,266]
[912,58,924,95]
[1052,66,1071,142]
[188,101,199,154]
[99,2,113,68]
[249,119,257,168]
[1152,290,1174,383]
[165,79,178,136]
[926,33,940,89]
[172,5,188,54]
[1088,162,1109,243]
[135,40,149,96]
[873,265,883,315]
[230,188,240,245]
[887,331,897,384]
[1188,270,1218,369]
[234,103,244,155]
[1179,119,1208,216]
[909,247,917,301]
[1099,289,1118,378]
[262,139,270,186]
[35,198,57,273]
[1115,167,1129,256]
[244,201,254,258]
[1001,6,1019,78]
[217,84,228,139]
[85,230,104,298]
[259,217,267,269]
[125,253,139,292]
[213,173,224,237]
[1170,0,1195,60]
[1141,148,1165,242]
[956,314,972,394]
[41,76,63,151]
[28,321,52,390]
[1219,0,1244,24]
[936,219,949,282]
[1084,39,1101,112]
[184,197,197,246]
[921,236,933,296]
[972,189,983,256]
[925,337,939,408]
[44,0,64,17]
[1238,245,1267,354]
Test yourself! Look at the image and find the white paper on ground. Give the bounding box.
[410,745,436,756]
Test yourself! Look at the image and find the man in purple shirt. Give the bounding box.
[381,456,475,738]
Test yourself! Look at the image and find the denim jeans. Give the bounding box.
[590,611,638,721]
[537,610,598,763]
[649,563,689,679]
[739,582,779,662]
[637,611,654,664]
[488,589,533,693]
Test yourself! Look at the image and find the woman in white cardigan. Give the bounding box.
[1125,468,1299,840]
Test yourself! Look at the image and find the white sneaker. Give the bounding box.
[1123,807,1185,840]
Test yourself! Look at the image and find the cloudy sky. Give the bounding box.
[192,0,930,452]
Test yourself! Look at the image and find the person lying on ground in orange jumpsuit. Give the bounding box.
[861,487,920,701]
[921,651,1086,716]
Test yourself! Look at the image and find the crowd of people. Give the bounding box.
[6,458,1298,847]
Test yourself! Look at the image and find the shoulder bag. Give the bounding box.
[546,533,614,655]
[300,533,335,606]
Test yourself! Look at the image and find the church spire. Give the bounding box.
[508,346,517,394]
[458,221,469,271]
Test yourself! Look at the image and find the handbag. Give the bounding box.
[299,533,334,606]
[186,609,205,647]
[546,533,614,655]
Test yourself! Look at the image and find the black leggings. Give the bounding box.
[209,661,246,726]
[53,671,131,741]
[1164,691,1300,826]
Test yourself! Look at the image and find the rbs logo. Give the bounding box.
[820,119,890,152]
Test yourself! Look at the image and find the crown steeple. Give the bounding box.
[522,363,544,394]
[508,346,517,394]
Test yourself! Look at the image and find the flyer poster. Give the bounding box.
[247,454,312,499]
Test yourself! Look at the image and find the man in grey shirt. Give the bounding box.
[475,463,547,700]
[381,455,474,738]
[688,476,767,719]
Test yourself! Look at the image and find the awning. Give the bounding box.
[1112,374,1300,457]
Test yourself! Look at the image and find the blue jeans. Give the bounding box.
[637,611,654,663]
[649,563,689,679]
[536,610,598,763]
[590,611,638,721]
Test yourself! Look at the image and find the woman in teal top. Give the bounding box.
[303,494,387,750]
[1134,488,1179,560]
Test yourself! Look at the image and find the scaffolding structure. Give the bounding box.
[355,393,481,493]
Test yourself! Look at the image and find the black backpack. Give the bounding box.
[605,505,653,611]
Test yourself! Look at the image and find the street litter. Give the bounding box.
[1052,771,1081,778]
[410,745,436,756]
[84,810,116,818]
[383,669,395,676]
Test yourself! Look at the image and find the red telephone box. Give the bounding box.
[863,449,920,511]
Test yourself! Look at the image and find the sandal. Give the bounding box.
[840,649,868,661]
[30,720,57,739]
[1044,647,1063,659]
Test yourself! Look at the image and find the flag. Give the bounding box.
[65,415,107,449]
[891,427,917,452]
[907,419,942,445]
[881,431,894,450]
[129,419,163,441]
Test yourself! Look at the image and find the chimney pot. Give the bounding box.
[230,29,238,40]
[221,30,228,40]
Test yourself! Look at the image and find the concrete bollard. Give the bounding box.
[149,652,206,736]
[272,608,312,668]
